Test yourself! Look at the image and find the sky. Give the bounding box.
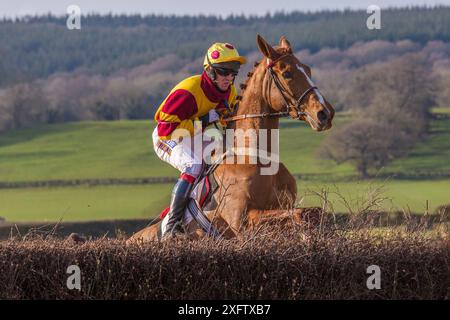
[1,0,449,18]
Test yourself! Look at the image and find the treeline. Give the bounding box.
[0,10,352,27]
[1,6,450,87]
[1,39,449,134]
[0,65,188,130]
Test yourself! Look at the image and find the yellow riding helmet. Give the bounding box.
[203,42,247,70]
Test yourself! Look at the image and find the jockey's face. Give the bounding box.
[208,65,239,91]
[215,72,235,91]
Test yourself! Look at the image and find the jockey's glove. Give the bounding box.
[200,109,221,128]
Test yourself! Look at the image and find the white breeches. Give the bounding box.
[152,127,219,178]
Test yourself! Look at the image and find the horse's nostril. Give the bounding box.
[318,110,327,122]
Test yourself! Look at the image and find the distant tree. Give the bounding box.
[434,68,450,109]
[317,54,437,178]
[0,83,48,132]
[318,120,413,178]
[44,74,98,123]
[83,96,120,121]
[370,54,435,134]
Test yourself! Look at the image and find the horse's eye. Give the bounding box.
[282,71,292,79]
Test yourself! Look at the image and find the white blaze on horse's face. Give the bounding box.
[296,64,326,106]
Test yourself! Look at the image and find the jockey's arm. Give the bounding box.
[155,90,198,141]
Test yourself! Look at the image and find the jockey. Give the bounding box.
[152,42,246,238]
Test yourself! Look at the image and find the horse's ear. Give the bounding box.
[257,34,279,60]
[279,36,292,53]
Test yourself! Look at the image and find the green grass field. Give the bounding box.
[0,184,172,222]
[1,180,448,222]
[1,111,449,222]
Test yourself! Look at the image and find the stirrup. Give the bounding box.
[162,222,185,240]
[163,221,184,235]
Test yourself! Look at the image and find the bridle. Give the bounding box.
[223,54,319,126]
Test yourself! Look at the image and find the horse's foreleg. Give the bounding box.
[246,207,326,229]
[126,223,161,244]
[247,208,300,228]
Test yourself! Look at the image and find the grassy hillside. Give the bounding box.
[0,117,338,182]
[0,111,449,222]
[1,113,449,182]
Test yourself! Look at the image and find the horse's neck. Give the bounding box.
[235,66,278,130]
[233,65,279,151]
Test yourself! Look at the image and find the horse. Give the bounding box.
[127,34,335,243]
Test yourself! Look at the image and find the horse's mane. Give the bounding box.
[237,47,291,102]
[235,61,258,102]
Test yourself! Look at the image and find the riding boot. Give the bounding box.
[162,175,194,238]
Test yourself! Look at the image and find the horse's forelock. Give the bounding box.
[274,46,291,56]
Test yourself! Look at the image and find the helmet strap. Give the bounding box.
[206,54,217,81]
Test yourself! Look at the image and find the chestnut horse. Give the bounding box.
[127,34,335,243]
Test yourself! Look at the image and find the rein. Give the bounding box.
[223,54,318,123]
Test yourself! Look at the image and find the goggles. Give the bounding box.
[214,67,239,77]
